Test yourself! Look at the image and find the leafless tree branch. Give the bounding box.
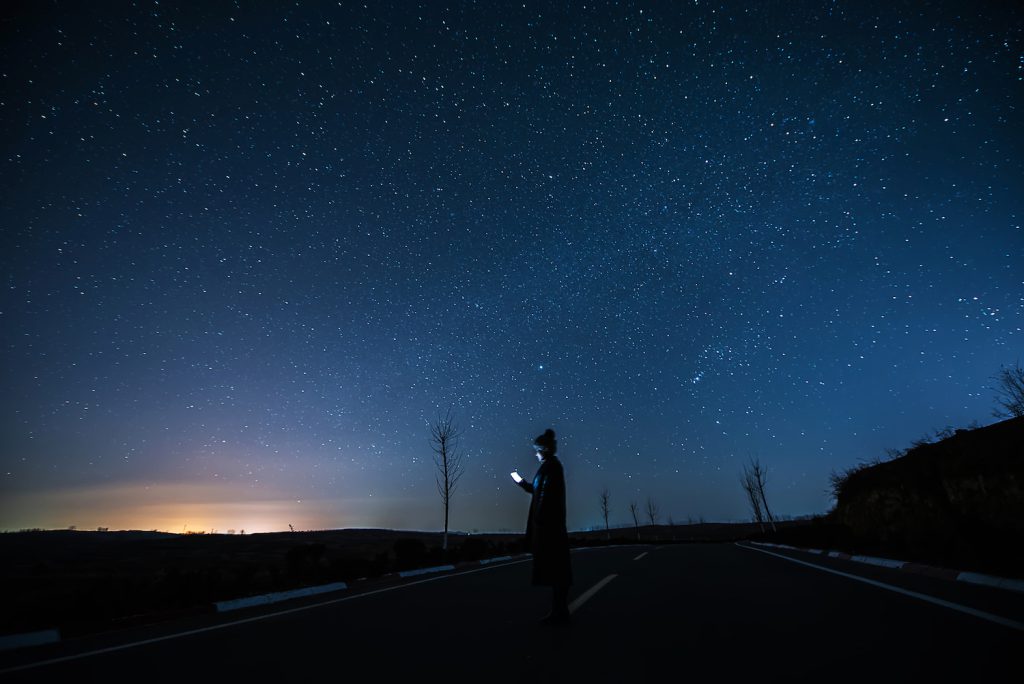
[645,497,659,526]
[629,500,641,542]
[993,361,1024,419]
[645,497,660,540]
[740,465,764,532]
[743,457,776,533]
[599,487,611,541]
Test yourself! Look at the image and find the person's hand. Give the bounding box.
[511,471,523,484]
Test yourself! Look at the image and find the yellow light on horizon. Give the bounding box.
[0,481,342,534]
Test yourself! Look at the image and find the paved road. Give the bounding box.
[2,543,1020,682]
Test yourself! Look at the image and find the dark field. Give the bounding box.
[0,527,523,636]
[4,512,1019,640]
[1,521,789,637]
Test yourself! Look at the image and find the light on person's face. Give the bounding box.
[536,450,543,463]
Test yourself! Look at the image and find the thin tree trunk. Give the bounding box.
[431,410,463,553]
[758,482,776,533]
[443,463,449,550]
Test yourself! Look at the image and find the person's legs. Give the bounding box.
[552,584,568,615]
[540,584,570,624]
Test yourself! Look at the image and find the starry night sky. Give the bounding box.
[2,1,1021,534]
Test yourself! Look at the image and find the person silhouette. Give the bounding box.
[513,428,573,625]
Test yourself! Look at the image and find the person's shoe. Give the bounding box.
[539,610,571,626]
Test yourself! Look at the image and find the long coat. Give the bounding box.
[519,455,573,587]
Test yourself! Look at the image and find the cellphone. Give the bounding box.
[510,471,523,483]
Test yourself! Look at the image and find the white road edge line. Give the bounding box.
[736,543,1024,632]
[633,552,648,561]
[569,574,617,614]
[0,557,534,675]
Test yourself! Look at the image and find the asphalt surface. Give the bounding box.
[1,543,1020,682]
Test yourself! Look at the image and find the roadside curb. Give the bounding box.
[397,564,456,578]
[382,553,532,580]
[213,581,349,612]
[0,630,60,652]
[219,553,533,610]
[746,542,1024,594]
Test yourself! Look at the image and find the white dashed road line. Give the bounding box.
[569,574,618,614]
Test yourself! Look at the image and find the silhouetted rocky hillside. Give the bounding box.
[828,416,1024,574]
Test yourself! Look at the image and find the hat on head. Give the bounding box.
[533,428,557,454]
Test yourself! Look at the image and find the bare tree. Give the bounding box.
[645,497,660,541]
[667,515,676,541]
[993,362,1024,418]
[430,409,465,550]
[645,497,659,526]
[629,501,641,542]
[599,487,611,540]
[743,457,776,533]
[740,466,765,532]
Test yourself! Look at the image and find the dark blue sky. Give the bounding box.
[2,1,1021,533]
